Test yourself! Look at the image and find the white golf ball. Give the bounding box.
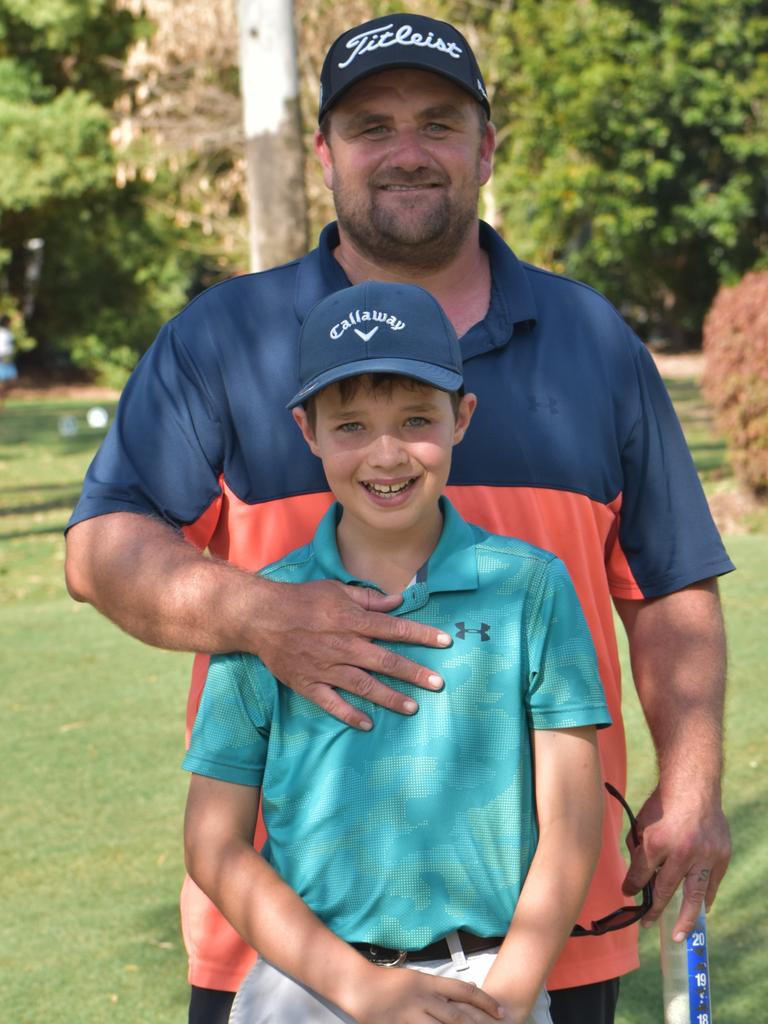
[86,406,109,429]
[665,992,689,1024]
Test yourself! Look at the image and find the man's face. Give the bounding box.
[315,69,495,270]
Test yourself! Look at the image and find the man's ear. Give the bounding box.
[314,128,334,191]
[292,406,321,457]
[453,392,478,446]
[478,121,496,186]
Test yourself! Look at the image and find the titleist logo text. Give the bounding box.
[338,23,463,70]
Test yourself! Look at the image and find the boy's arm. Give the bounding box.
[184,774,504,1024]
[482,726,603,1022]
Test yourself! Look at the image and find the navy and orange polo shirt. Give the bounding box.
[69,220,733,991]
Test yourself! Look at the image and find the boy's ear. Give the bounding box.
[452,392,477,446]
[292,407,321,457]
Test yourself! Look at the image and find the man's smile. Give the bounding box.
[377,183,442,190]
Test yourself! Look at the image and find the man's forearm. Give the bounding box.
[65,512,266,654]
[616,580,726,792]
[615,580,731,921]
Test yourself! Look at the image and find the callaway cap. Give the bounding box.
[319,13,490,122]
[287,281,463,409]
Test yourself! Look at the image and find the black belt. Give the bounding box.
[352,930,503,967]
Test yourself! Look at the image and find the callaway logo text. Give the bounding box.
[337,23,463,70]
[330,309,406,340]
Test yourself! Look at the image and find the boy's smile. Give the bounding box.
[293,378,475,587]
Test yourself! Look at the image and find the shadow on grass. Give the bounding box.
[0,401,115,449]
[1,480,82,526]
[0,433,108,458]
[690,440,730,478]
[5,481,85,494]
[1,493,83,518]
[663,379,701,403]
[126,900,190,1014]
[0,524,67,541]
[136,900,186,950]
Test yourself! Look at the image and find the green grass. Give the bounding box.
[665,378,731,484]
[2,386,767,1023]
[1,398,190,1022]
[665,375,768,533]
[616,534,768,1023]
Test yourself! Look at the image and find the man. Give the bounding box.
[65,13,733,1024]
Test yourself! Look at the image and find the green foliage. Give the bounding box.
[701,271,768,496]
[0,0,195,383]
[0,86,113,209]
[480,0,768,346]
[4,0,766,377]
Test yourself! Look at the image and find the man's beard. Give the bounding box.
[332,171,480,272]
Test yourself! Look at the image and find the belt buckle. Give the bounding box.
[368,946,407,968]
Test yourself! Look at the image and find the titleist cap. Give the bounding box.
[319,13,490,122]
[287,281,463,409]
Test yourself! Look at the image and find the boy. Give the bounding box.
[183,281,611,1024]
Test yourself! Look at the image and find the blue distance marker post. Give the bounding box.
[660,891,713,1024]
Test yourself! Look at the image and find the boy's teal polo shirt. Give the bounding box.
[184,499,611,949]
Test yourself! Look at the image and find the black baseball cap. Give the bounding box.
[318,13,490,123]
[287,281,463,409]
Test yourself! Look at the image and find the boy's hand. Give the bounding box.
[346,966,505,1023]
[250,578,453,730]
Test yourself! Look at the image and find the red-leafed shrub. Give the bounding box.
[702,271,768,497]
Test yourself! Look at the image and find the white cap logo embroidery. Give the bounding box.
[330,309,406,340]
[337,23,463,70]
[354,326,379,341]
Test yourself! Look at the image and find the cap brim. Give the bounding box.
[318,59,490,121]
[287,358,463,408]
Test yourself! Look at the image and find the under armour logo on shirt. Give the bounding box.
[455,622,490,641]
[527,396,559,415]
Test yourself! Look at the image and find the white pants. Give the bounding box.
[229,943,553,1024]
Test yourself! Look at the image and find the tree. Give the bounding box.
[484,0,768,346]
[0,0,193,382]
[237,0,307,270]
[113,0,249,282]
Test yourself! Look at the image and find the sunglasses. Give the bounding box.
[571,782,654,938]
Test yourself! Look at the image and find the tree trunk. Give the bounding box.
[237,0,308,271]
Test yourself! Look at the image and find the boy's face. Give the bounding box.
[293,378,476,541]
